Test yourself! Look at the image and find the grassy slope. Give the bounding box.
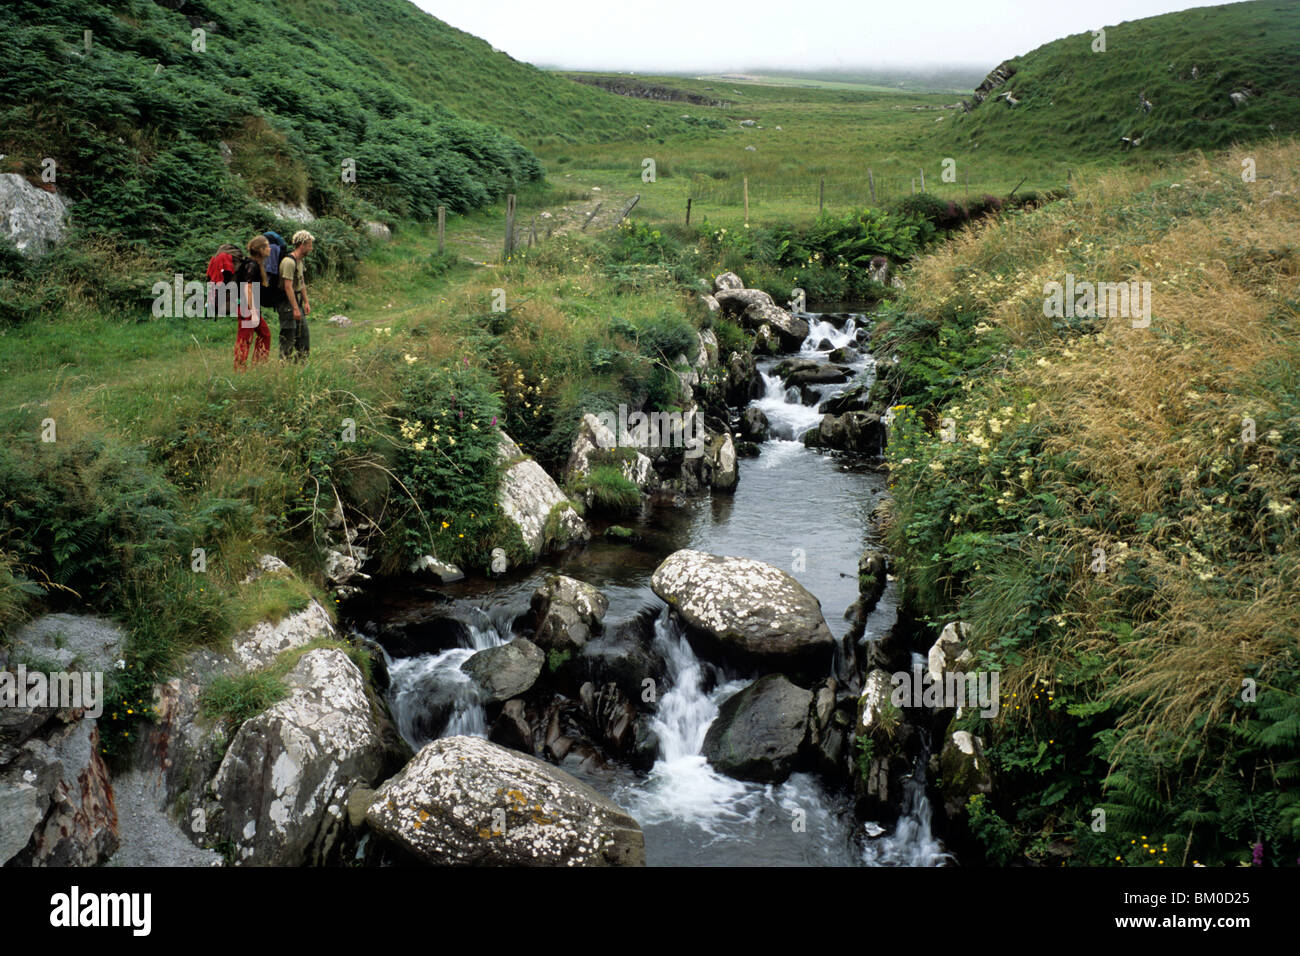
[297,0,705,144]
[937,0,1300,155]
[875,138,1300,865]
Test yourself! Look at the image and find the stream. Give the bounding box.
[358,311,949,866]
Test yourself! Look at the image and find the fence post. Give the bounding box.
[743,176,749,223]
[868,168,875,205]
[686,197,692,226]
[920,168,926,193]
[819,176,824,212]
[437,205,445,254]
[503,194,516,259]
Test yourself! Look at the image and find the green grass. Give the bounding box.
[938,1,1300,155]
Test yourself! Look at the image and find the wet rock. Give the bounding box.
[530,575,609,653]
[366,735,646,865]
[739,405,769,441]
[576,614,666,702]
[818,382,872,415]
[461,638,545,704]
[827,346,858,364]
[650,550,835,676]
[802,411,884,455]
[701,674,813,783]
[208,649,387,866]
[489,699,535,756]
[709,432,738,492]
[858,550,889,615]
[816,337,835,351]
[775,358,851,388]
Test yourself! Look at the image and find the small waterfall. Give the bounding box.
[754,370,824,440]
[801,314,858,352]
[860,746,953,867]
[621,610,753,829]
[385,606,513,749]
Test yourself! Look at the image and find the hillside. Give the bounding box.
[935,0,1300,155]
[0,0,700,306]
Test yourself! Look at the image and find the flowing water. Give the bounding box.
[368,310,949,866]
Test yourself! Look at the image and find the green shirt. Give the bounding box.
[280,254,306,304]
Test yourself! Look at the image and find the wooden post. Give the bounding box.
[743,176,749,223]
[503,194,516,259]
[819,177,824,212]
[868,168,875,204]
[527,217,536,249]
[919,168,926,192]
[437,205,445,254]
[685,197,692,226]
[964,170,969,203]
[581,202,603,231]
[612,194,640,227]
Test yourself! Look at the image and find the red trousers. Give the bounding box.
[235,315,272,369]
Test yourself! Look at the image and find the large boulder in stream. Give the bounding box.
[701,674,813,783]
[803,411,884,455]
[564,413,655,494]
[497,431,589,562]
[208,649,387,865]
[650,549,835,676]
[461,638,545,704]
[775,357,852,389]
[530,575,609,652]
[741,302,809,352]
[366,735,646,866]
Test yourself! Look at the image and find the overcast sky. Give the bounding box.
[412,0,1237,73]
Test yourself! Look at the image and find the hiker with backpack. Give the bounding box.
[234,235,273,369]
[206,242,242,319]
[277,230,314,361]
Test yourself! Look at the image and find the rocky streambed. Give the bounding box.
[1,274,991,868]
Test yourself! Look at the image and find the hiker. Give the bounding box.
[206,242,242,319]
[234,235,273,369]
[277,229,314,360]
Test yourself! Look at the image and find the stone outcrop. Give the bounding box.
[498,431,589,560]
[365,735,646,866]
[0,172,71,256]
[529,575,609,653]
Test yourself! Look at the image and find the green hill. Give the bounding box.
[0,0,698,303]
[936,0,1300,155]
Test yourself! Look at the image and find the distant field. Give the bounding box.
[532,74,1082,230]
[697,72,971,95]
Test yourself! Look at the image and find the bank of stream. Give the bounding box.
[349,310,951,867]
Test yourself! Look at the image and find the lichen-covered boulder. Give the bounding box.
[564,413,655,494]
[530,575,609,652]
[650,549,834,675]
[208,649,386,865]
[498,432,589,560]
[741,302,809,352]
[231,598,336,671]
[0,173,71,256]
[366,735,645,866]
[712,271,744,293]
[715,288,775,318]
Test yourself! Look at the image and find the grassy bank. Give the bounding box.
[875,139,1300,866]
